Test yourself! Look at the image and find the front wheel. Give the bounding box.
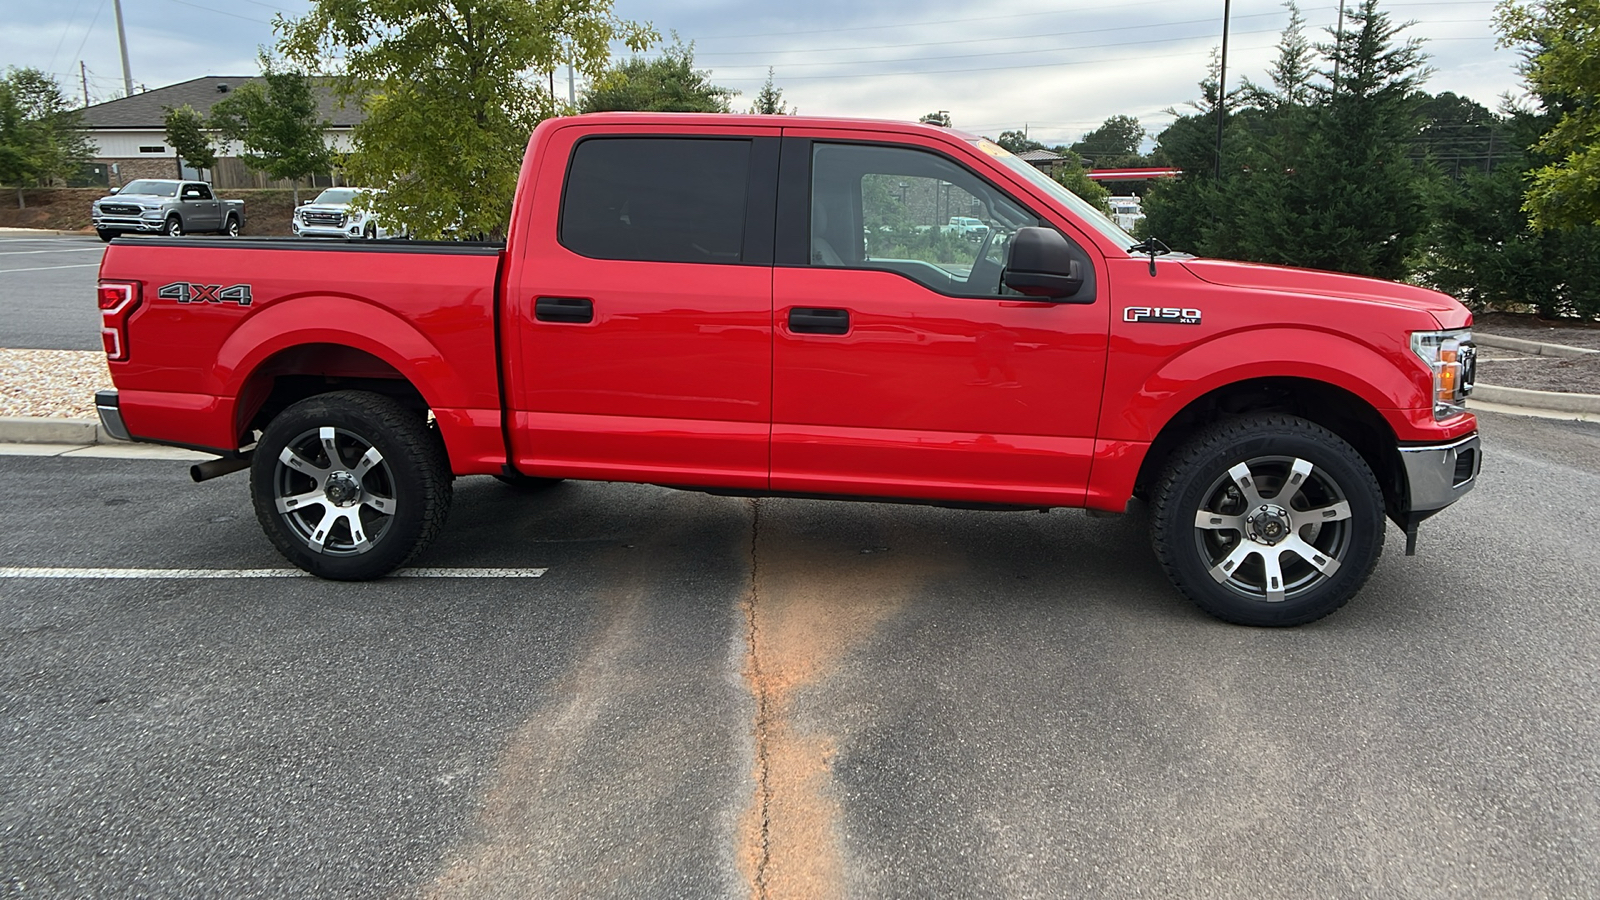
[96,228,118,242]
[1149,414,1385,626]
[163,215,183,237]
[251,391,452,580]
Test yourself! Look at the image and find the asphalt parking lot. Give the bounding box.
[2,409,1597,898]
[0,234,106,351]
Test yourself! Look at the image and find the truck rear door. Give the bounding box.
[505,123,781,488]
[769,131,1110,507]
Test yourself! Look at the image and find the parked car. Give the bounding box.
[940,216,991,240]
[292,188,398,240]
[91,179,244,242]
[93,114,1480,627]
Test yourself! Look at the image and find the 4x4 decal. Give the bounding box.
[158,282,253,307]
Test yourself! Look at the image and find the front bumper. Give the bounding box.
[92,214,166,232]
[1399,433,1481,512]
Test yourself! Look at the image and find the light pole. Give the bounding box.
[113,0,133,98]
[1213,0,1231,180]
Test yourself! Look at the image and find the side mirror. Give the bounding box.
[1002,227,1086,300]
[108,187,121,195]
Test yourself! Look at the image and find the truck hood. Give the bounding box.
[1180,258,1467,326]
[299,203,355,213]
[98,192,168,203]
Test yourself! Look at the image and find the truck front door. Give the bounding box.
[770,135,1110,506]
[181,183,220,232]
[506,126,781,488]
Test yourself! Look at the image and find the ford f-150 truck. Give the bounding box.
[92,114,1480,626]
[92,179,245,241]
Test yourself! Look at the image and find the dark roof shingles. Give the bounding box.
[81,75,361,128]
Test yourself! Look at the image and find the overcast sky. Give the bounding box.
[8,0,1522,148]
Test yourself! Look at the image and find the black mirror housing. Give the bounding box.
[1003,226,1085,300]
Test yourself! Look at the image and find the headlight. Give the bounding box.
[1411,328,1476,420]
[348,211,364,223]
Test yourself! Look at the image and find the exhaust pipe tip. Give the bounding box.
[190,455,252,483]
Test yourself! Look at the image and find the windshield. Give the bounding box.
[971,140,1138,251]
[314,188,362,205]
[119,180,178,197]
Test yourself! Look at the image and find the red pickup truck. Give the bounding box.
[93,113,1480,626]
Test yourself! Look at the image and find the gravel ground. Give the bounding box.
[1476,314,1600,350]
[0,349,111,418]
[1476,351,1600,394]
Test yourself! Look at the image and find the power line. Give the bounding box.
[695,11,1285,59]
[149,0,275,24]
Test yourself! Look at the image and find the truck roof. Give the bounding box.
[550,112,984,143]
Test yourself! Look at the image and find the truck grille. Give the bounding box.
[302,211,345,226]
[101,204,142,215]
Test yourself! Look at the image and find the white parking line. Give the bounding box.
[0,263,101,274]
[0,566,549,579]
[0,248,105,255]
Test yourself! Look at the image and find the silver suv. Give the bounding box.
[92,179,245,242]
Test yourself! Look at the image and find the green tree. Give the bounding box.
[0,68,94,208]
[994,130,1044,154]
[1144,0,1432,281]
[1496,0,1600,229]
[1071,115,1146,167]
[1418,110,1600,318]
[163,103,216,179]
[1054,158,1112,213]
[749,67,791,115]
[281,0,654,239]
[583,38,734,113]
[919,111,952,127]
[210,56,333,204]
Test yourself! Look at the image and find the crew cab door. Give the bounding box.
[770,133,1110,506]
[181,182,220,231]
[505,125,781,488]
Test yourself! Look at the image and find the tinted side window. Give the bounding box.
[811,143,1043,297]
[561,138,751,264]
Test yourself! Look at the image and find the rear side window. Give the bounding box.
[561,138,751,264]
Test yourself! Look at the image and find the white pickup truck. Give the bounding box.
[291,187,399,240]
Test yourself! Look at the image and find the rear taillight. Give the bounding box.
[98,281,141,361]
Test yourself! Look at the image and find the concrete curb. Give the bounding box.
[0,417,127,446]
[0,227,92,237]
[1470,384,1600,415]
[1476,333,1599,358]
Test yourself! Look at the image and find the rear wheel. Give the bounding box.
[1149,414,1385,626]
[223,215,240,236]
[251,391,452,580]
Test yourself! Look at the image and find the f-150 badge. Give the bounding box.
[1123,306,1200,325]
[158,282,253,307]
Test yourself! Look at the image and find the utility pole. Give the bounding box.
[1213,0,1231,180]
[113,0,134,98]
[1333,2,1345,85]
[80,61,90,107]
[567,63,575,108]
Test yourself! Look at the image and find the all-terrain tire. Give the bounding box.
[1149,414,1386,626]
[251,390,452,580]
